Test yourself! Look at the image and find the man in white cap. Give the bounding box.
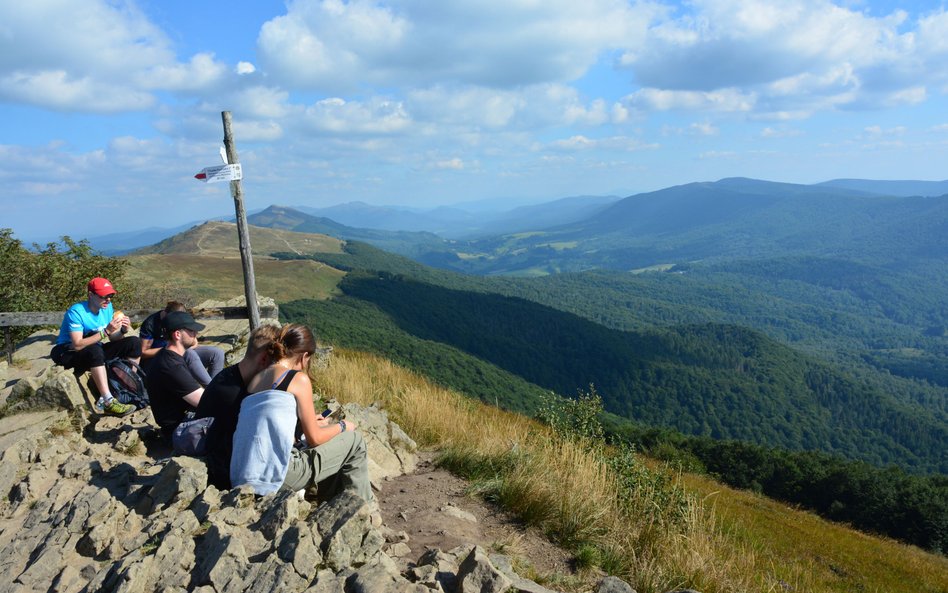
[50,277,139,416]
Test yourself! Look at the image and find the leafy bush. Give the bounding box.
[0,228,127,342]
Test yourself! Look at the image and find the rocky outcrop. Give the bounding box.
[0,303,645,593]
[0,401,591,593]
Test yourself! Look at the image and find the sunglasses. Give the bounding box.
[97,293,115,301]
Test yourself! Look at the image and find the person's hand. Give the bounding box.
[340,419,358,432]
[105,318,122,335]
[315,415,330,427]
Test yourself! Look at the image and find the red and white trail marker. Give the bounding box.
[194,163,242,183]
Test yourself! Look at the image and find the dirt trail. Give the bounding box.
[377,451,582,585]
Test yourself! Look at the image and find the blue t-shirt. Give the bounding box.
[56,301,114,346]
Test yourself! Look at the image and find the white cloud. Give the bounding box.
[690,122,719,136]
[303,97,412,134]
[0,0,233,112]
[624,88,756,112]
[0,71,155,112]
[230,86,294,119]
[862,125,906,137]
[257,0,660,91]
[616,0,940,116]
[545,135,656,152]
[760,127,803,138]
[234,121,284,142]
[137,53,229,92]
[236,62,257,75]
[434,158,465,170]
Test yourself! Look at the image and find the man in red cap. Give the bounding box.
[50,277,142,416]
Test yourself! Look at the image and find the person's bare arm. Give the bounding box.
[140,337,161,359]
[68,316,123,350]
[182,387,204,407]
[293,374,357,446]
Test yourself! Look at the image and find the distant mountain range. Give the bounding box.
[294,194,621,238]
[415,177,948,275]
[66,179,948,256]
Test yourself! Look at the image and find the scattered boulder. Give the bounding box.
[457,545,513,593]
[338,401,418,485]
[597,575,638,593]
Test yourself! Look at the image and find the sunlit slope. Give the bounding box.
[125,221,346,303]
[134,220,343,257]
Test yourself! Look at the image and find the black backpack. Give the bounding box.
[106,358,150,410]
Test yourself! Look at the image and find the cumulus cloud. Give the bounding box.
[407,83,628,131]
[761,127,803,138]
[0,0,233,112]
[545,135,656,152]
[257,0,660,91]
[303,97,412,134]
[616,0,943,115]
[434,158,465,170]
[236,62,257,75]
[624,88,756,112]
[690,122,719,136]
[137,53,229,92]
[0,71,156,113]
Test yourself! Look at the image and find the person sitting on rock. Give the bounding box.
[50,277,140,416]
[140,301,225,386]
[230,323,373,502]
[195,323,280,489]
[145,311,206,437]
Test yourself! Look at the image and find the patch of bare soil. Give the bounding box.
[377,451,585,587]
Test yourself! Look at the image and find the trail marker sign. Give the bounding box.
[194,163,242,183]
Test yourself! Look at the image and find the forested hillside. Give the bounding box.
[279,248,947,473]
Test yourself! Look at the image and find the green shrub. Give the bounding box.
[0,228,127,342]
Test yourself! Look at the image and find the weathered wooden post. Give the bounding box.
[221,111,261,330]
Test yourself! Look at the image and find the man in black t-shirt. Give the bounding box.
[195,324,279,489]
[146,311,206,436]
[140,301,224,385]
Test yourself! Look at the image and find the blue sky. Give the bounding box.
[2,0,948,242]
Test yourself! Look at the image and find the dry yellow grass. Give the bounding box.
[315,348,948,593]
[315,349,829,593]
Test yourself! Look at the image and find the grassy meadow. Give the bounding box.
[124,254,344,304]
[315,348,948,593]
[121,222,346,306]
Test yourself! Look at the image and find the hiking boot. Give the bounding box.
[102,399,135,417]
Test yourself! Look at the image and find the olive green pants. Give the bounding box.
[283,430,373,503]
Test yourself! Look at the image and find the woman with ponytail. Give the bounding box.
[230,324,372,501]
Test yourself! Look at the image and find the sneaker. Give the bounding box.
[102,399,135,417]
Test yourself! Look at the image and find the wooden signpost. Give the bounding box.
[220,111,261,331]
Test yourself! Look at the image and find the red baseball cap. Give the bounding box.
[87,277,117,297]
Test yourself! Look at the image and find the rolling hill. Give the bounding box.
[417,177,948,275]
[125,221,346,303]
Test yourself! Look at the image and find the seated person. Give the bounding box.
[140,301,224,386]
[145,311,205,437]
[230,324,373,502]
[49,277,139,416]
[195,324,280,489]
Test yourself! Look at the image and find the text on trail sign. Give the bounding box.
[194,163,242,183]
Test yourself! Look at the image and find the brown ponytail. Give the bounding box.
[272,324,316,360]
[266,324,318,379]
